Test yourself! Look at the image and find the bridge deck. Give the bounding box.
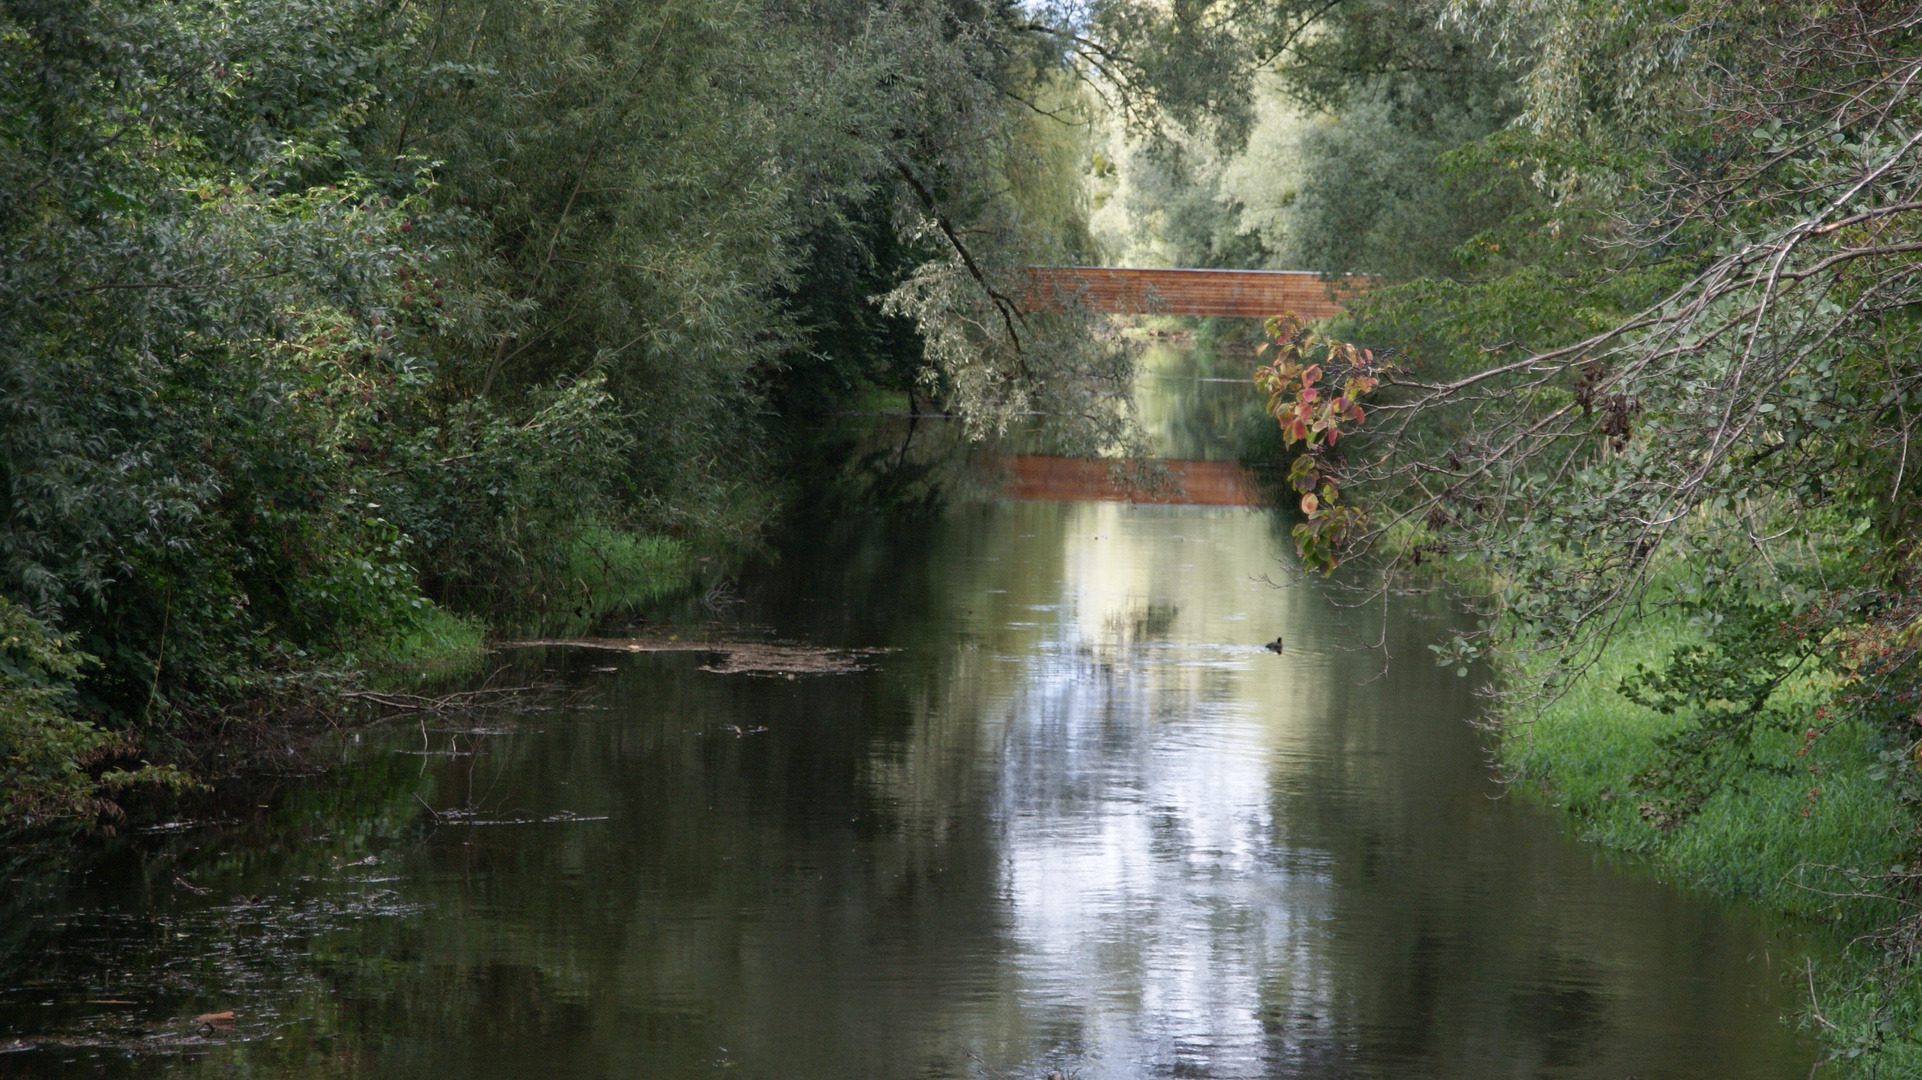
[1021,267,1367,321]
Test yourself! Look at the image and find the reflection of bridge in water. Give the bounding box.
[1021,266,1368,320]
[1004,268,1369,505]
[999,269,1376,503]
[1004,456,1262,506]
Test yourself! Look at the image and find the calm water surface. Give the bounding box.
[2,498,1818,1079]
[3,352,1818,1077]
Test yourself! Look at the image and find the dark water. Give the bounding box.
[1,498,1817,1079]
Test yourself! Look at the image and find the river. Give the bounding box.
[0,344,1817,1078]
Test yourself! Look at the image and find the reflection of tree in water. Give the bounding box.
[0,501,1817,1079]
[1103,599,1181,647]
[1137,343,1264,462]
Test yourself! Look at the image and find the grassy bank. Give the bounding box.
[360,604,492,685]
[0,524,705,830]
[1502,613,1921,1072]
[552,527,697,634]
[277,523,703,689]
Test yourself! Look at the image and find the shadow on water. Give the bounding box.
[0,347,1822,1080]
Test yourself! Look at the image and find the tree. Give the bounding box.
[1249,3,1922,1066]
[1050,0,1532,280]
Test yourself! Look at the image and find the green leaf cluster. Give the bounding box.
[1,0,1109,825]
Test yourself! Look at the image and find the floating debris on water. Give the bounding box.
[423,807,610,826]
[498,638,892,676]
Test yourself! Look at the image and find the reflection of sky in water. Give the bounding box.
[955,500,1810,1079]
[990,503,1334,1077]
[0,495,1818,1080]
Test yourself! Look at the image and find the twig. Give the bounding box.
[1806,957,1839,1031]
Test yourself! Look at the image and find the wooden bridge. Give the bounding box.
[1020,267,1369,321]
[996,266,1368,506]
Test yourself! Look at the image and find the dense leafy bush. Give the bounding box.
[0,598,189,824]
[2,0,445,720]
[2,0,1119,827]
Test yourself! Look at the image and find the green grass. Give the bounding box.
[361,602,490,686]
[1506,610,1906,921]
[1501,611,1921,1074]
[554,527,693,633]
[359,527,695,679]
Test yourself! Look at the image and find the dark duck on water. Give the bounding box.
[1264,636,1284,654]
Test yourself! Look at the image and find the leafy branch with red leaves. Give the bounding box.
[1253,313,1390,572]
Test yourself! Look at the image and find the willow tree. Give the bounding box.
[371,0,1143,587]
[0,0,1133,825]
[1034,0,1530,279]
[1248,4,1922,1068]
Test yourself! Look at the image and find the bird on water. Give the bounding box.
[1264,636,1284,654]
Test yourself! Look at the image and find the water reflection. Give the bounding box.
[918,503,1811,1080]
[1136,343,1264,461]
[0,501,1815,1079]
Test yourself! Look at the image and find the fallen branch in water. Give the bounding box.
[338,685,550,714]
[496,637,893,676]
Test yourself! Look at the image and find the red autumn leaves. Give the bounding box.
[1253,314,1388,572]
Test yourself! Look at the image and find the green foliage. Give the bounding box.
[1090,130,1272,269]
[0,598,190,828]
[768,194,929,430]
[1247,0,1531,280]
[375,0,800,535]
[1075,0,1530,280]
[0,598,109,822]
[1252,315,1386,571]
[1,0,448,721]
[3,0,1124,825]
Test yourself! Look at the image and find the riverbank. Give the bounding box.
[1500,612,1921,1073]
[0,496,1825,1077]
[0,524,711,832]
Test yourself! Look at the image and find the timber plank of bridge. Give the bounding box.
[1020,266,1369,321]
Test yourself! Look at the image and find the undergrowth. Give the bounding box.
[551,528,694,635]
[1502,610,1921,1074]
